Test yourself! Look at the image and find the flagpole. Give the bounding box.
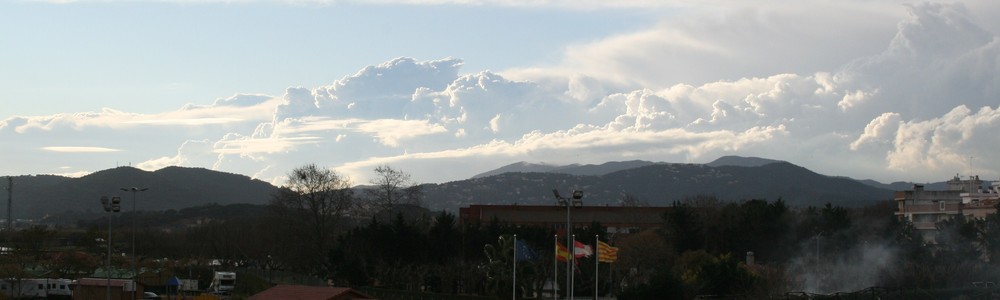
[570,234,575,300]
[594,234,598,300]
[513,234,517,300]
[553,234,558,300]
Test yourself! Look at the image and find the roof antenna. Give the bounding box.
[969,156,975,192]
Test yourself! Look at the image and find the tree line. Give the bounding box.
[0,163,998,299]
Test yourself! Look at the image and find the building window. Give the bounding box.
[940,201,946,211]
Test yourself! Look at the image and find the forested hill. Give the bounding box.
[421,161,895,211]
[8,157,900,220]
[6,166,277,219]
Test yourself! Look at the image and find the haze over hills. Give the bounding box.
[6,166,276,219]
[423,158,894,211]
[471,160,662,178]
[475,156,783,178]
[4,156,975,223]
[706,156,784,168]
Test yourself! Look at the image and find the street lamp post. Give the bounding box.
[121,187,147,300]
[553,189,582,300]
[101,196,121,300]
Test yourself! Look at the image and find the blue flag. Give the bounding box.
[515,239,539,262]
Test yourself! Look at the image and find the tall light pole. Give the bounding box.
[5,177,12,231]
[101,196,121,300]
[553,189,582,300]
[121,187,147,300]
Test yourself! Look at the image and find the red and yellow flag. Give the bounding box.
[555,242,571,262]
[597,240,619,263]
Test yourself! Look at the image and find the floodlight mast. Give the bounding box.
[553,189,583,299]
[120,187,147,300]
[101,196,122,300]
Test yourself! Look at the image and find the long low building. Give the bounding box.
[459,204,670,235]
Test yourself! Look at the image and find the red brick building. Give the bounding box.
[72,278,141,300]
[459,205,669,235]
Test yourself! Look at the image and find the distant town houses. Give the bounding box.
[895,175,1000,242]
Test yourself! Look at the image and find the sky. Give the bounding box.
[2,0,1000,187]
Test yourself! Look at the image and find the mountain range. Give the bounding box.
[5,166,276,220]
[424,156,892,211]
[3,156,944,222]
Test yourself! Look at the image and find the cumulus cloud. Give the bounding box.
[850,112,902,151]
[42,146,121,153]
[885,105,1000,174]
[138,140,221,171]
[836,3,1000,120]
[6,1,1000,186]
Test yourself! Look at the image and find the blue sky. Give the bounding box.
[2,1,659,115]
[3,0,1000,187]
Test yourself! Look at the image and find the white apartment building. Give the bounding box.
[894,175,998,242]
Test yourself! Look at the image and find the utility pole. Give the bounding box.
[5,177,11,231]
[101,196,121,300]
[121,187,147,300]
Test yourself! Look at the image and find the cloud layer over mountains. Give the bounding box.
[3,1,1000,185]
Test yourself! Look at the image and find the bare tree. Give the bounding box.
[270,164,354,274]
[619,193,649,207]
[364,165,422,213]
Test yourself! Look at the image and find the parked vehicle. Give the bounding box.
[208,271,235,294]
[0,278,74,298]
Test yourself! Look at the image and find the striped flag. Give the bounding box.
[555,242,571,262]
[597,240,619,263]
[573,241,592,258]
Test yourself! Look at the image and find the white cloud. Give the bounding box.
[355,119,449,147]
[26,0,693,9]
[837,90,876,112]
[0,97,277,133]
[886,105,1000,175]
[49,171,93,178]
[334,123,790,183]
[138,140,221,171]
[214,134,322,156]
[850,112,902,151]
[127,118,245,125]
[42,146,121,153]
[7,0,1000,186]
[504,1,903,89]
[835,2,1000,120]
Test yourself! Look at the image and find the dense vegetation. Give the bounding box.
[0,164,997,299]
[1,197,997,299]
